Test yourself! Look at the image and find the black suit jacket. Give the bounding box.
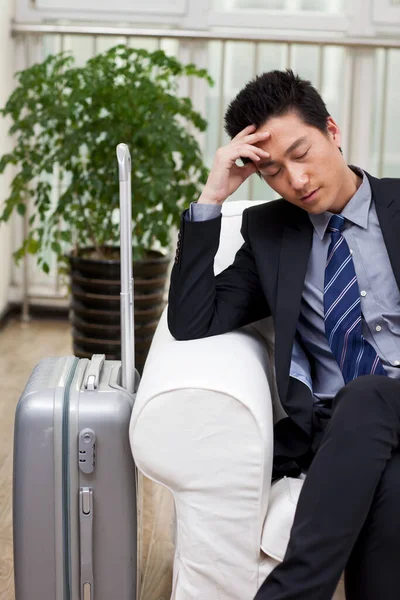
[167,171,400,479]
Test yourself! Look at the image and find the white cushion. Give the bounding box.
[214,199,267,275]
[261,475,305,561]
[260,475,346,599]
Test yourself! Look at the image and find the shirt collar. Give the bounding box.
[308,166,372,241]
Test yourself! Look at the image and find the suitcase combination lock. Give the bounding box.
[78,428,96,474]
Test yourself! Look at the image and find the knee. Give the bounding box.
[338,374,384,397]
[328,375,399,436]
[333,374,389,413]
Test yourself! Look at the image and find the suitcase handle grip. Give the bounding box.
[80,487,94,600]
[84,354,105,391]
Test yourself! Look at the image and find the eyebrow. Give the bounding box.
[257,135,309,169]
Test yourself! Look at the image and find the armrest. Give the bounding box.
[129,307,277,598]
[130,306,274,454]
[130,307,276,598]
[130,309,273,599]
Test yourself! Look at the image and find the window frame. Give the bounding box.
[16,0,189,24]
[17,0,348,32]
[35,0,186,12]
[208,9,348,32]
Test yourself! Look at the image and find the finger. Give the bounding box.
[244,151,262,163]
[242,130,271,145]
[230,147,261,163]
[232,124,256,141]
[241,144,270,159]
[241,161,258,180]
[224,144,268,166]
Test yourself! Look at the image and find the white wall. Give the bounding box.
[0,0,14,316]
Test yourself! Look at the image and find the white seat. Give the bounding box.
[129,200,345,600]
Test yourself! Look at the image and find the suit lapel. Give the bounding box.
[274,208,313,407]
[367,172,400,291]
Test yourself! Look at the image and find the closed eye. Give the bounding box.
[294,149,309,160]
[266,148,310,178]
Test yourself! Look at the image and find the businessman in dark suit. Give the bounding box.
[167,69,400,599]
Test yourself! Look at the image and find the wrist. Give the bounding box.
[197,191,224,205]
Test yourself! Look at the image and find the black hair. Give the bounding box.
[224,69,343,162]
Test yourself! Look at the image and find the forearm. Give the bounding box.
[167,206,270,341]
[168,208,223,340]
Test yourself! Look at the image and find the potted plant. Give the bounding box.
[0,44,213,373]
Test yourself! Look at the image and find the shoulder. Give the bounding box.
[244,198,287,220]
[362,170,400,202]
[372,175,400,193]
[243,198,306,230]
[370,174,400,185]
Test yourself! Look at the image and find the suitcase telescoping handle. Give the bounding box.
[117,143,135,394]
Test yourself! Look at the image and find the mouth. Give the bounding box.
[301,188,320,202]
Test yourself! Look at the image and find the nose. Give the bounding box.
[288,166,309,192]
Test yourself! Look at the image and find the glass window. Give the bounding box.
[213,0,345,12]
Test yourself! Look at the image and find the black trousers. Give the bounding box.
[254,374,400,600]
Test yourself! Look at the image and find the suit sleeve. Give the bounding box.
[167,206,271,340]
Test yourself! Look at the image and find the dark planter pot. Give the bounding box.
[68,248,170,375]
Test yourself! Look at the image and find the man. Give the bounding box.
[167,69,400,599]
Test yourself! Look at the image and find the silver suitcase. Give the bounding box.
[13,144,140,600]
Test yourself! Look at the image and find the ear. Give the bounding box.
[326,116,342,150]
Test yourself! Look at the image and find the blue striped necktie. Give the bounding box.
[324,214,387,383]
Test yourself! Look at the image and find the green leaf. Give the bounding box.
[51,241,62,254]
[60,230,72,242]
[27,238,39,254]
[13,247,25,263]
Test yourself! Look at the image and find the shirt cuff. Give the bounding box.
[188,201,222,222]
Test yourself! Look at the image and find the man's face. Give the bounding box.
[254,111,348,214]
